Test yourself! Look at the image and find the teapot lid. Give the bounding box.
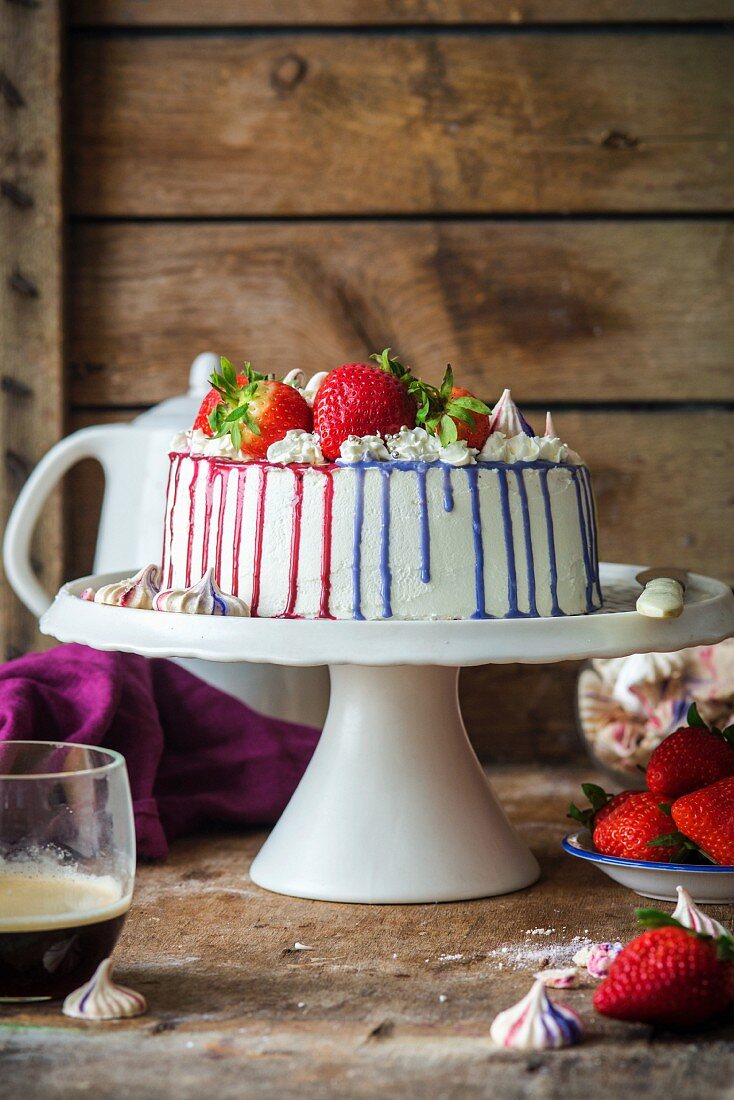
[133,353,217,429]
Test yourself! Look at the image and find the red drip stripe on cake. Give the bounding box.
[200,461,217,577]
[319,469,335,619]
[166,455,183,589]
[160,457,174,580]
[231,466,247,596]
[281,470,304,618]
[249,466,269,617]
[184,459,201,586]
[213,466,231,586]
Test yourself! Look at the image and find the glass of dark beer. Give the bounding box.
[0,741,135,1001]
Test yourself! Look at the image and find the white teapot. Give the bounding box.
[2,353,329,727]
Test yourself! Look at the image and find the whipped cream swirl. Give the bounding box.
[63,958,146,1021]
[154,568,249,616]
[266,429,325,465]
[171,428,242,461]
[479,431,581,465]
[387,426,442,461]
[490,980,584,1050]
[672,885,731,939]
[339,435,391,463]
[94,564,161,610]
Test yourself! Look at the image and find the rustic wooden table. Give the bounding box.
[3,766,732,1099]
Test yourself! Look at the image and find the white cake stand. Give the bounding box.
[41,564,734,905]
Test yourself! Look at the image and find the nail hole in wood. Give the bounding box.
[1,180,33,208]
[271,53,308,95]
[1,375,33,398]
[601,130,639,150]
[8,269,39,297]
[0,72,25,109]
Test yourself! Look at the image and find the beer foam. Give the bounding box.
[0,862,131,932]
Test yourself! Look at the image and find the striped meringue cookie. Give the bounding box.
[94,564,161,610]
[488,388,534,438]
[672,885,731,939]
[62,958,146,1021]
[154,567,250,616]
[490,980,584,1050]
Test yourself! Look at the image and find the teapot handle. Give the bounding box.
[2,426,132,618]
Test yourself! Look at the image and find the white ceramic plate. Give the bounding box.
[563,831,734,904]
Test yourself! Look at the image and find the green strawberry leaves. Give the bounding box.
[685,701,734,746]
[687,702,707,728]
[371,349,489,444]
[635,909,734,958]
[206,356,267,450]
[568,782,615,828]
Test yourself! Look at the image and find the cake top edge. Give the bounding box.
[176,354,584,468]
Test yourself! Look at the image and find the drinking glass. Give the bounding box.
[0,741,136,1001]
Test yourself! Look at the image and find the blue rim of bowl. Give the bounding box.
[562,832,734,873]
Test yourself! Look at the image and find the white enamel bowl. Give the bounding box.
[563,831,734,904]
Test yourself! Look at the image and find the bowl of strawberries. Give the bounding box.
[563,704,734,902]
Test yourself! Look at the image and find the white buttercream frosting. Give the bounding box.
[154,568,249,616]
[490,980,584,1050]
[170,428,242,461]
[62,958,146,1021]
[339,435,391,463]
[672,885,731,939]
[95,564,161,610]
[506,434,541,462]
[533,968,580,989]
[437,440,478,466]
[266,429,325,465]
[387,426,442,462]
[489,388,534,438]
[479,431,582,465]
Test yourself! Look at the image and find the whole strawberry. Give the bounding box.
[313,363,417,460]
[592,791,681,862]
[371,350,490,449]
[569,783,639,830]
[671,775,734,865]
[448,384,491,449]
[594,911,734,1027]
[195,358,312,459]
[647,704,734,801]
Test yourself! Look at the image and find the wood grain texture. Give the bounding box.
[68,221,734,406]
[68,34,734,216]
[0,0,64,660]
[5,768,733,1100]
[67,0,734,25]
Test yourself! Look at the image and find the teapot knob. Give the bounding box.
[188,352,220,395]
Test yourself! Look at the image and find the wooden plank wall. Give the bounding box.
[0,1,64,661]
[43,4,734,756]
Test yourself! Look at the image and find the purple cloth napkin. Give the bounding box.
[0,644,320,859]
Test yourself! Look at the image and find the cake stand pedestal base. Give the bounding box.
[249,665,540,903]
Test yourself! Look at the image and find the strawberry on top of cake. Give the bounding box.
[96,351,602,621]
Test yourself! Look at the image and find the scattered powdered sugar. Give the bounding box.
[438,953,464,962]
[486,935,593,972]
